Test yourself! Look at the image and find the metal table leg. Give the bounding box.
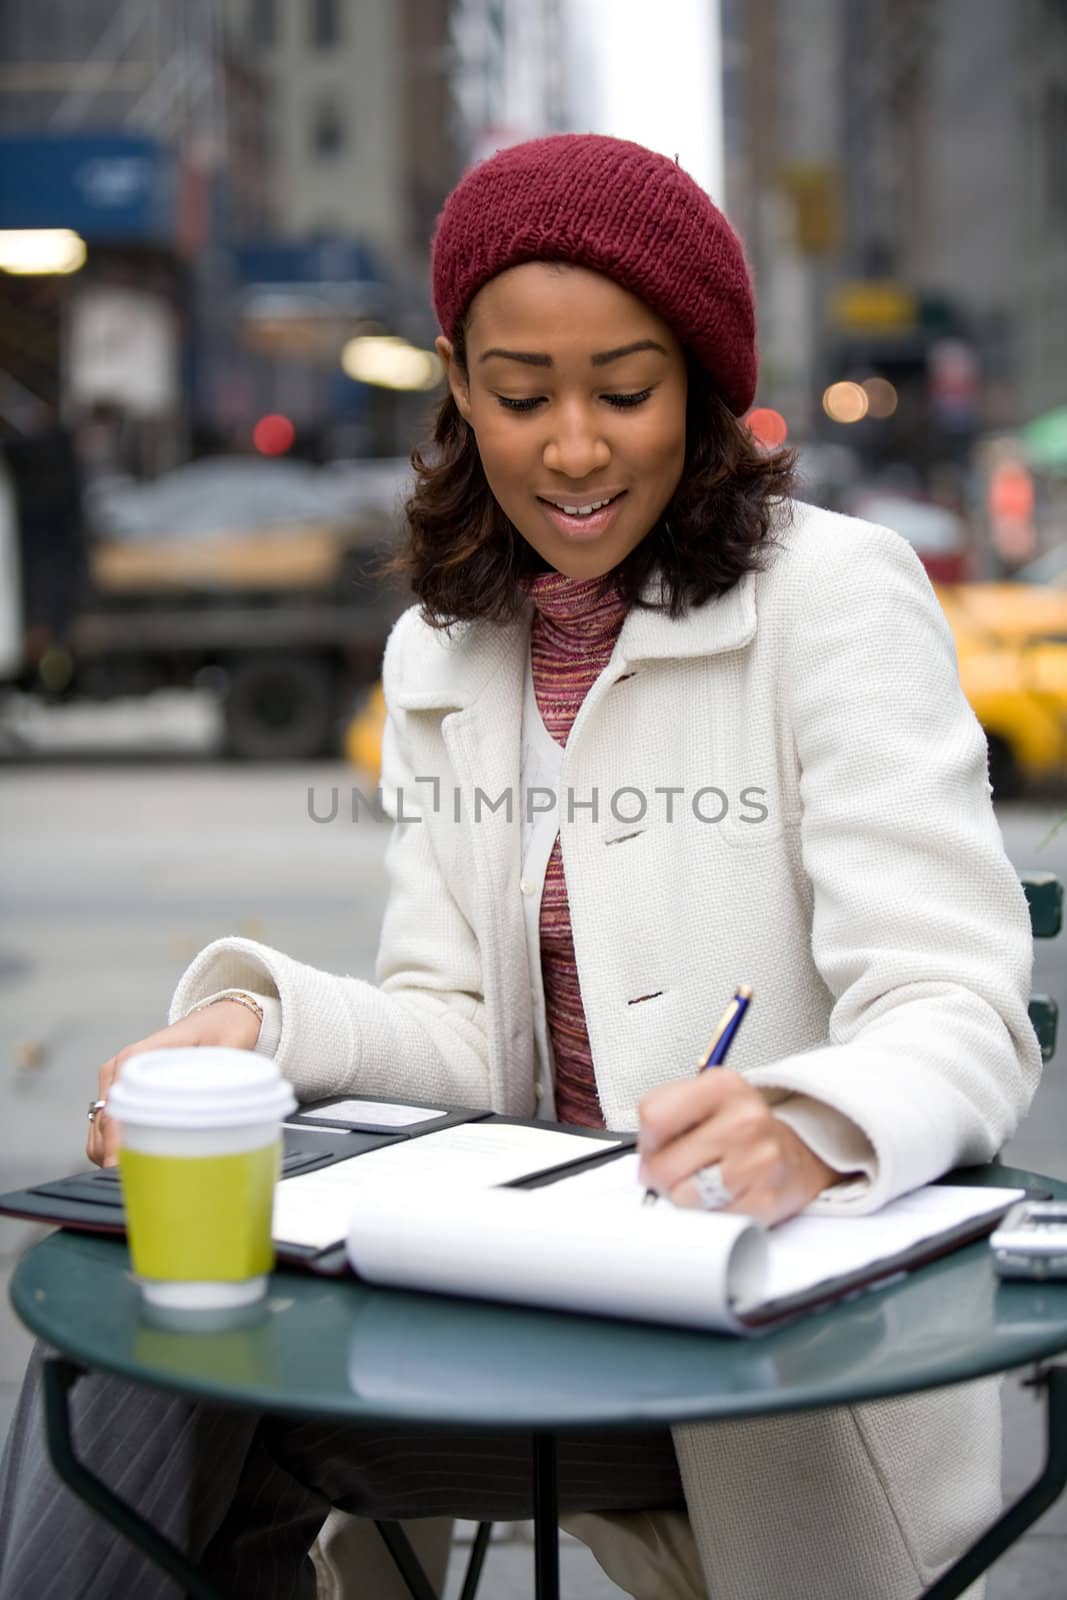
[920,1365,1067,1599]
[42,1355,475,1600]
[374,1521,442,1599]
[533,1431,560,1600]
[375,1518,492,1600]
[41,1357,225,1600]
[458,1521,493,1600]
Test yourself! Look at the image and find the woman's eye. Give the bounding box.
[494,387,653,414]
[496,395,544,413]
[605,388,653,409]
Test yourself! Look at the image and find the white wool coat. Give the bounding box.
[172,501,1040,1599]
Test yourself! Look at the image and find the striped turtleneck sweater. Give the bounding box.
[525,569,630,1128]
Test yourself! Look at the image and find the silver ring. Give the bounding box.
[87,1099,107,1122]
[692,1162,733,1210]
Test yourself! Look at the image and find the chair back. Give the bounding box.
[1022,872,1061,1062]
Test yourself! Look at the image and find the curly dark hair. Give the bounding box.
[394,318,796,627]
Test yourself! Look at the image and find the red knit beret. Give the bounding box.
[431,133,757,416]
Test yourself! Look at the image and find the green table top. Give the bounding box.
[11,1164,1067,1433]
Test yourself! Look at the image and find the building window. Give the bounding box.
[311,98,346,159]
[249,0,275,48]
[310,0,341,49]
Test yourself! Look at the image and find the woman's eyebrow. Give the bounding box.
[479,348,552,367]
[590,339,668,367]
[478,339,668,368]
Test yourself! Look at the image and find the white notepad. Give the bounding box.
[299,1099,447,1128]
[343,1154,1024,1334]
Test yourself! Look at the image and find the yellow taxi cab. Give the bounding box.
[344,680,387,778]
[836,491,1067,794]
[935,552,1067,795]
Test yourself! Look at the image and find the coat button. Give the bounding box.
[520,877,534,896]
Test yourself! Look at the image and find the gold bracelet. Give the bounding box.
[192,991,265,1027]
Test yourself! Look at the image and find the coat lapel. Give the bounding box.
[613,568,757,667]
[388,564,758,713]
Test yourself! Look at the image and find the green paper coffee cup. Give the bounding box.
[109,1047,296,1310]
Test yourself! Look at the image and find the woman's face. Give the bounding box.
[437,263,688,580]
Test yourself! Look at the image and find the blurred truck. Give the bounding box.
[1,456,411,760]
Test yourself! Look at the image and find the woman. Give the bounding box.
[1,135,1039,1600]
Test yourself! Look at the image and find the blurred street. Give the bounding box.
[2,748,1067,1598]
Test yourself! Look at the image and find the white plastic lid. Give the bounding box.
[107,1047,296,1130]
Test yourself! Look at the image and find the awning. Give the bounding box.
[0,132,179,246]
[1022,406,1067,474]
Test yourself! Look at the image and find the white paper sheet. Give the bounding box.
[343,1167,1024,1334]
[300,1099,446,1128]
[540,1162,1024,1310]
[346,1179,765,1332]
[530,1151,649,1211]
[273,1122,621,1250]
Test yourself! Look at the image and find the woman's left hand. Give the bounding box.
[637,1068,838,1226]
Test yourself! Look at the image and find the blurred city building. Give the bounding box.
[451,0,567,166]
[223,0,565,456]
[0,0,575,467]
[723,0,1067,540]
[0,0,272,471]
[227,0,466,258]
[0,0,571,748]
[2,0,1063,554]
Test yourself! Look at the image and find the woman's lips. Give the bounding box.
[537,491,627,539]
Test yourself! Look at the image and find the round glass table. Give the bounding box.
[11,1162,1067,1600]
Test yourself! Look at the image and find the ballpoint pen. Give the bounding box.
[641,984,754,1206]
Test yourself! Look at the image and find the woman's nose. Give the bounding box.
[542,413,611,478]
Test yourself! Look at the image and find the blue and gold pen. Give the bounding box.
[641,985,753,1206]
[698,984,753,1073]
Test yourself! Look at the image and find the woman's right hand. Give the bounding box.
[87,1000,263,1168]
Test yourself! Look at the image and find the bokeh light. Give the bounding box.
[341,336,443,391]
[746,407,789,447]
[37,648,74,692]
[861,377,898,418]
[252,413,296,455]
[0,229,86,275]
[822,381,869,424]
[989,460,1034,521]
